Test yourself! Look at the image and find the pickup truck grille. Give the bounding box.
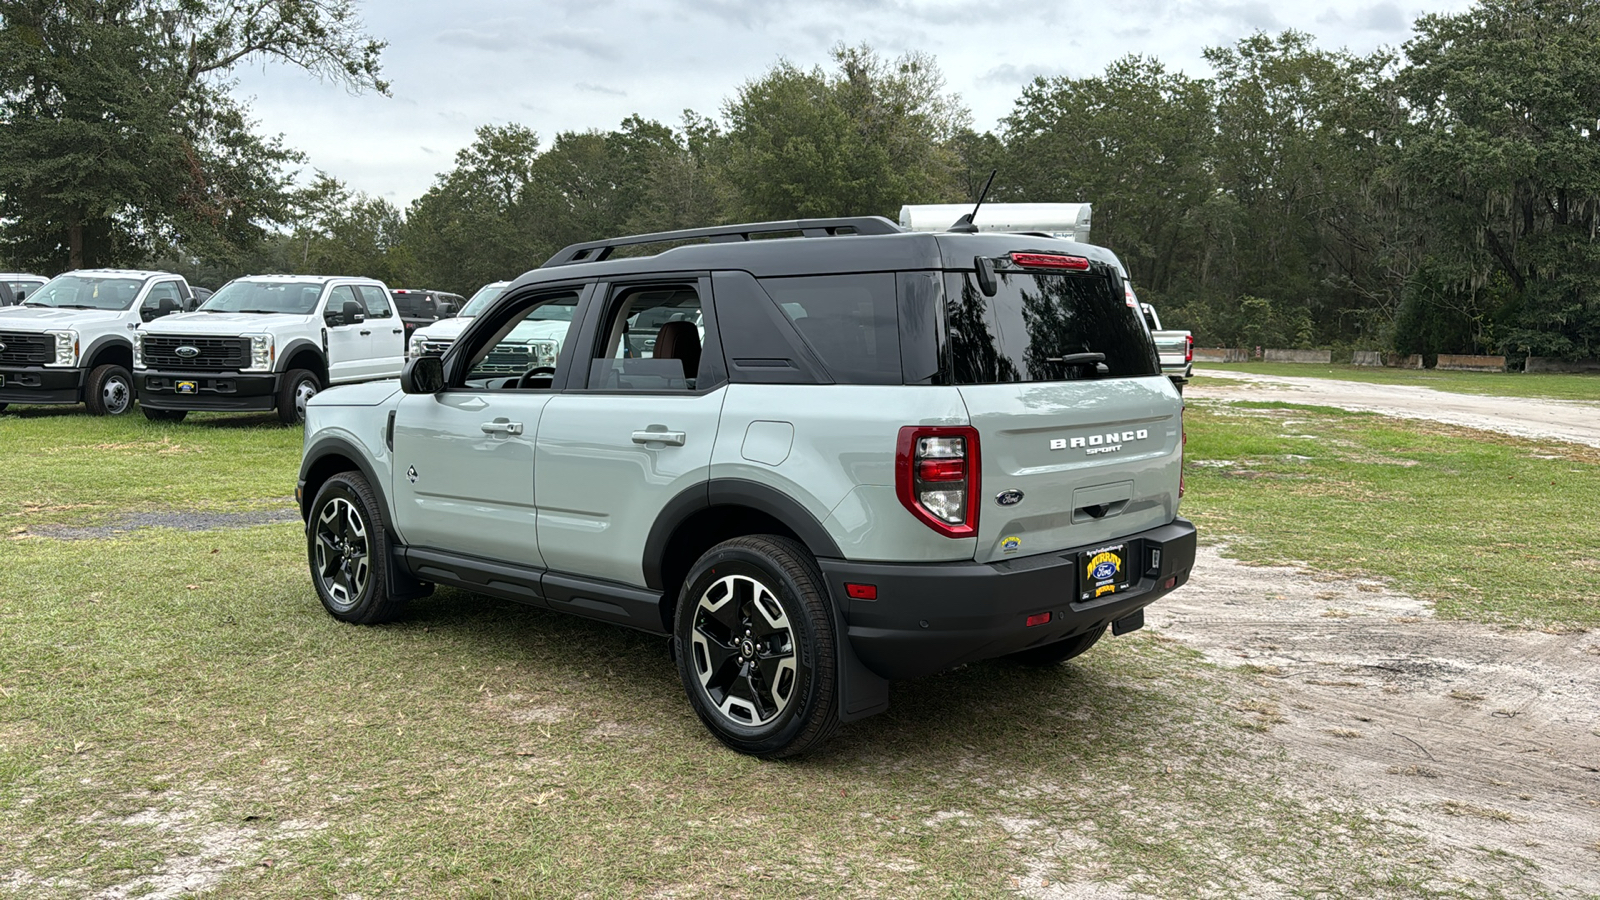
[0,331,52,365]
[477,339,559,374]
[415,339,454,357]
[143,335,248,371]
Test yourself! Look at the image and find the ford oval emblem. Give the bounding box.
[1092,561,1118,580]
[175,346,200,358]
[995,489,1024,507]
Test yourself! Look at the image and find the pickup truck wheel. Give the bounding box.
[1002,626,1106,666]
[674,535,840,759]
[142,407,187,422]
[85,364,133,416]
[307,471,407,625]
[277,369,320,425]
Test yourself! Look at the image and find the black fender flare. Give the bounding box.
[641,478,844,591]
[299,433,392,524]
[81,333,133,369]
[276,339,326,377]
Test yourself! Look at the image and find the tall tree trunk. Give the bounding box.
[69,223,84,270]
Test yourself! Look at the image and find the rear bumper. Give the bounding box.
[137,368,280,411]
[0,366,84,404]
[820,518,1197,680]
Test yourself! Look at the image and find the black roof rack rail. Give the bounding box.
[541,216,904,267]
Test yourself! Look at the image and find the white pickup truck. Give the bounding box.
[134,275,405,424]
[0,269,195,415]
[1139,302,1192,381]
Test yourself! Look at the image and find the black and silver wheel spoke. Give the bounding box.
[314,496,369,611]
[691,573,797,728]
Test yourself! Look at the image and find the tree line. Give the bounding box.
[3,0,1598,360]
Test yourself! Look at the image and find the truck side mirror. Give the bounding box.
[400,355,445,394]
[343,300,366,324]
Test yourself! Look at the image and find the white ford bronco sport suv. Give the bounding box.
[0,269,195,416]
[297,216,1197,757]
[135,275,405,423]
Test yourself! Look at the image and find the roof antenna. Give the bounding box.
[947,169,997,234]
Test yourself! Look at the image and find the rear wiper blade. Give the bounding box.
[1045,352,1106,366]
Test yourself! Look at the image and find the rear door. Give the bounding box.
[943,253,1183,564]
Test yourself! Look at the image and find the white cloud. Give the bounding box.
[234,0,1473,206]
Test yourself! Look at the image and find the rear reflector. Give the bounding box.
[1026,612,1052,627]
[1010,252,1091,271]
[916,458,965,482]
[844,583,877,601]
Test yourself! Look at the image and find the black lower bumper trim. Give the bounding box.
[820,518,1198,680]
[0,366,84,404]
[138,369,279,411]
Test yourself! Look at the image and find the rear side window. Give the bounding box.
[357,286,393,318]
[943,269,1158,383]
[758,274,900,385]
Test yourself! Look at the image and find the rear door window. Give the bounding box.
[357,286,393,318]
[758,274,900,385]
[943,268,1158,383]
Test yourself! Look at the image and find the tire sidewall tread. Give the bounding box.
[86,364,132,416]
[277,369,320,425]
[307,470,407,625]
[674,534,840,759]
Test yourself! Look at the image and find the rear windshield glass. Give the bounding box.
[759,274,900,385]
[944,269,1158,383]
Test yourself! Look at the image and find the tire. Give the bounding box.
[142,407,187,422]
[0,403,7,413]
[1002,626,1106,667]
[277,369,320,425]
[674,535,840,759]
[85,364,133,416]
[307,470,408,625]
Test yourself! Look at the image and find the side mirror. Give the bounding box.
[13,290,26,301]
[400,355,445,394]
[975,257,998,298]
[343,300,366,324]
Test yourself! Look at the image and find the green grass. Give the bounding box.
[1183,401,1600,627]
[0,409,1544,897]
[1195,362,1600,403]
[0,407,300,533]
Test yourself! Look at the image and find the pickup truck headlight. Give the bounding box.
[244,334,274,372]
[132,331,145,369]
[45,329,78,367]
[408,334,425,358]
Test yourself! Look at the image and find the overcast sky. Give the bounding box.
[231,0,1474,208]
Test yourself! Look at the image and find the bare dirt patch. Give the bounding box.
[1150,545,1600,896]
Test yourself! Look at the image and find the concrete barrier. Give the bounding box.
[1263,348,1332,364]
[1352,351,1383,367]
[1436,354,1505,372]
[1194,347,1248,363]
[1525,357,1600,374]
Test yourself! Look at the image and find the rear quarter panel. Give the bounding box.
[711,384,978,562]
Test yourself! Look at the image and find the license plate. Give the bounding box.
[1080,543,1129,601]
[176,380,198,394]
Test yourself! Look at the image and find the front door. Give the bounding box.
[322,285,370,384]
[535,279,725,587]
[356,285,406,378]
[390,287,587,567]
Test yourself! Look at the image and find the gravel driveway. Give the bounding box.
[1188,368,1600,447]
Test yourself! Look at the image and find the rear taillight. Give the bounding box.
[1185,334,1194,364]
[896,426,980,538]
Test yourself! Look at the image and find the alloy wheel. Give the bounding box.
[314,497,370,611]
[690,574,798,727]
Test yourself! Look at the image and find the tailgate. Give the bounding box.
[959,377,1183,563]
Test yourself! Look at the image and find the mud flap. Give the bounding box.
[1112,607,1144,636]
[829,589,889,723]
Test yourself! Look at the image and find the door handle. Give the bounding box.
[632,429,686,447]
[481,420,524,436]
[360,329,372,336]
[392,328,403,334]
